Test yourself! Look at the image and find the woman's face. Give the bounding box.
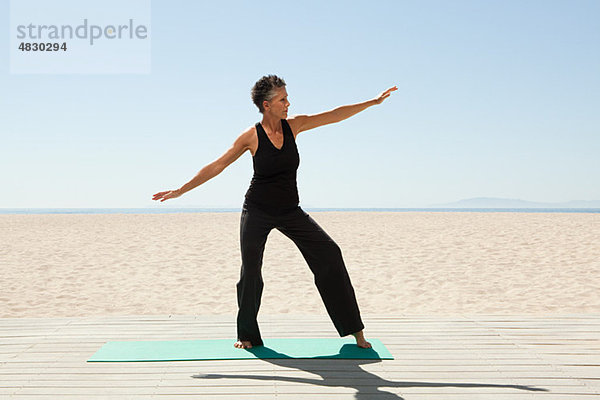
[264,87,290,119]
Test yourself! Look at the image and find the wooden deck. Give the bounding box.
[1,314,599,399]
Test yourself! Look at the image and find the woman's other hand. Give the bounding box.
[152,189,183,202]
[373,86,398,104]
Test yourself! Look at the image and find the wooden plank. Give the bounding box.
[0,314,598,398]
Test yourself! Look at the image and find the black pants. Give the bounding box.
[236,204,364,346]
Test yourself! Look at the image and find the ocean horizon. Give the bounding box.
[1,207,599,214]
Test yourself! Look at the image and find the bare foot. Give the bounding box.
[234,340,253,349]
[352,330,372,348]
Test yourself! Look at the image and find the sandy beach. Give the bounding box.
[1,211,599,318]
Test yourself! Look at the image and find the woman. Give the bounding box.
[153,75,397,349]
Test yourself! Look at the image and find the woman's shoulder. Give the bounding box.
[239,125,259,156]
[241,124,258,138]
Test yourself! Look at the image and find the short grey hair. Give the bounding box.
[251,75,286,113]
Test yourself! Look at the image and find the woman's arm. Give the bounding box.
[152,127,253,202]
[288,86,397,135]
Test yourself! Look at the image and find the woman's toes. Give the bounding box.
[234,340,253,349]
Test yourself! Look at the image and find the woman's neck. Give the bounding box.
[260,115,281,133]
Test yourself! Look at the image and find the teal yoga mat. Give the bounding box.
[88,338,393,362]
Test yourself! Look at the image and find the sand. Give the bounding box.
[1,212,599,318]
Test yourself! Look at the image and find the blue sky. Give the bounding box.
[1,0,599,208]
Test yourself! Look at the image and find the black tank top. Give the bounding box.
[244,119,300,214]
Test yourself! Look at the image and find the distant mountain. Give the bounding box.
[429,197,600,208]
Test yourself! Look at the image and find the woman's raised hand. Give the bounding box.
[374,86,398,104]
[152,189,182,202]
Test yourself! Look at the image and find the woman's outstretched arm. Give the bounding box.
[288,86,397,135]
[152,127,253,202]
